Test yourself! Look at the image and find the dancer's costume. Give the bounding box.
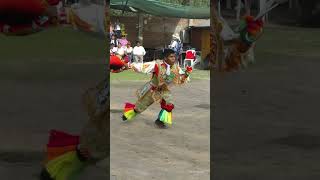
[224,16,264,71]
[40,78,109,180]
[123,60,192,126]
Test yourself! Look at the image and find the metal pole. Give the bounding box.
[138,12,144,45]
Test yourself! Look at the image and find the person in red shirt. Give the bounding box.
[0,0,58,35]
[110,55,129,73]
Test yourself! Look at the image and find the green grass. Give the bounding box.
[110,69,210,82]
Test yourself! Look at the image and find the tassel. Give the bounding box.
[47,130,79,147]
[46,145,77,162]
[45,151,86,180]
[42,130,87,180]
[123,103,137,120]
[158,109,172,125]
[45,130,80,162]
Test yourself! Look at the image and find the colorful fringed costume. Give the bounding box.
[224,16,264,72]
[40,78,109,180]
[122,59,192,128]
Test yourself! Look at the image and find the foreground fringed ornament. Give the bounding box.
[41,130,88,180]
[123,103,137,120]
[158,109,172,125]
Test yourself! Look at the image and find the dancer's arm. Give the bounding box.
[131,61,156,74]
[178,66,192,84]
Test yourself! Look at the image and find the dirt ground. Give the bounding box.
[212,27,320,179]
[110,79,210,180]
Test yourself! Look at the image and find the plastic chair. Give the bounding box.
[184,49,196,68]
[184,59,194,68]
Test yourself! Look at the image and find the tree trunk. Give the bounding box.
[210,0,224,71]
[138,12,144,45]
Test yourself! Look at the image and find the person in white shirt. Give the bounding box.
[114,19,121,38]
[126,41,133,63]
[110,34,119,47]
[116,43,126,58]
[110,44,115,55]
[133,41,146,63]
[111,43,118,55]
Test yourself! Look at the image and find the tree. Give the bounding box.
[210,0,224,71]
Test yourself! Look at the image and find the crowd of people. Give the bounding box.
[109,21,146,66]
[109,19,200,74]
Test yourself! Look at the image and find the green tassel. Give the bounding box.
[158,109,172,125]
[46,151,86,180]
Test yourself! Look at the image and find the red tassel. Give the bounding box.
[124,102,135,109]
[245,16,254,23]
[160,100,174,112]
[47,130,79,148]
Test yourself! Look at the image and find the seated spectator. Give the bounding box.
[118,34,128,47]
[111,43,118,55]
[116,43,126,58]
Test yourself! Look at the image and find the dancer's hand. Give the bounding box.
[186,66,193,74]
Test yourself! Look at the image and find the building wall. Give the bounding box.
[111,16,189,48]
[190,27,211,60]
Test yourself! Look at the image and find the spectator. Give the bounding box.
[111,43,118,55]
[169,34,182,64]
[110,43,116,55]
[133,41,146,63]
[109,23,114,38]
[118,34,128,47]
[114,19,121,38]
[116,43,126,58]
[110,34,118,47]
[126,41,133,63]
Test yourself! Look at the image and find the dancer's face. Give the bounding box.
[165,53,176,66]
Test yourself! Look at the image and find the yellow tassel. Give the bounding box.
[124,109,136,120]
[46,151,85,180]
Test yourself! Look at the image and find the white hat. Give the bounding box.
[172,33,180,40]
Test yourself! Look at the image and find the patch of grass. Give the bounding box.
[110,70,150,81]
[110,69,210,82]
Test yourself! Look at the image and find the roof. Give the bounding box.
[110,0,210,19]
